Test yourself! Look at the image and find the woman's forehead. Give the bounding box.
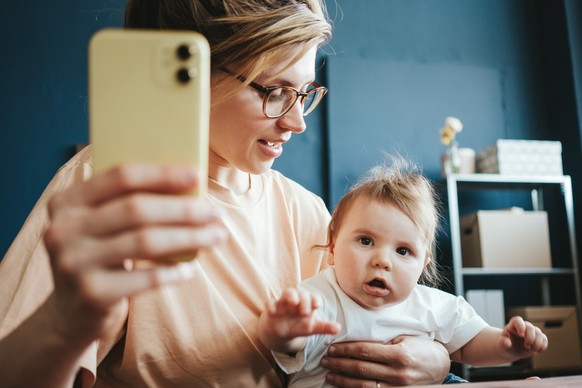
[259,46,317,82]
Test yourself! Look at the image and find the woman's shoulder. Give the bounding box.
[55,145,94,182]
[262,170,330,224]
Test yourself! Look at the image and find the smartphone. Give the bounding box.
[89,29,210,194]
[89,29,210,261]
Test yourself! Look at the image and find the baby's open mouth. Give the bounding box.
[364,278,390,297]
[367,279,387,289]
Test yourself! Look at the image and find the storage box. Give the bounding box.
[506,306,582,370]
[477,139,563,176]
[460,209,552,268]
[466,290,505,329]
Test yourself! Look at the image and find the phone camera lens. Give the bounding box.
[176,68,191,84]
[177,44,192,60]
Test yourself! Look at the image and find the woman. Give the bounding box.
[0,1,450,386]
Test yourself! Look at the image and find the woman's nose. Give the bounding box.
[277,100,306,133]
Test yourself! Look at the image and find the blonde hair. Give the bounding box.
[322,156,442,287]
[124,0,332,99]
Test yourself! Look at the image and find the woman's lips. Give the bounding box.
[258,139,283,158]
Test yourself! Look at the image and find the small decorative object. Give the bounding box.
[440,116,463,176]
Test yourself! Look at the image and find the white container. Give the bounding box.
[441,147,476,177]
[477,139,563,176]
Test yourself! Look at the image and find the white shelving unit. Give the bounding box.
[445,173,582,378]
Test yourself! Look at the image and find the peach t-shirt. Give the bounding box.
[0,146,330,387]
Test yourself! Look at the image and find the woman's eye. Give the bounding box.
[358,237,373,246]
[267,88,286,100]
[396,247,410,256]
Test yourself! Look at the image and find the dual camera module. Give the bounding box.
[175,44,197,84]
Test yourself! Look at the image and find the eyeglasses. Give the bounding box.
[219,67,327,119]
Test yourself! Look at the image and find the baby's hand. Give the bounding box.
[264,288,341,341]
[501,316,548,358]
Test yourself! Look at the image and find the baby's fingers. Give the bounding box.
[270,288,300,314]
[311,319,341,336]
[523,324,548,352]
[298,290,316,316]
[270,289,318,316]
[506,316,527,337]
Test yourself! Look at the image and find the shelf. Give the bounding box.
[447,173,570,185]
[463,364,582,382]
[461,267,575,276]
[444,173,582,380]
[445,173,579,296]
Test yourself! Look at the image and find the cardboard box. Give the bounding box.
[507,306,582,370]
[477,139,563,176]
[460,209,552,268]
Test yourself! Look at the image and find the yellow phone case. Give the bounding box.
[89,29,210,195]
[89,29,210,262]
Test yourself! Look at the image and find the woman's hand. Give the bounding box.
[320,336,450,387]
[44,164,227,348]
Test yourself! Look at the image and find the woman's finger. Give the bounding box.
[84,194,223,236]
[325,342,388,364]
[321,343,388,384]
[64,225,227,269]
[73,261,200,306]
[49,164,202,211]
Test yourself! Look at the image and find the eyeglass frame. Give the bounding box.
[218,67,328,119]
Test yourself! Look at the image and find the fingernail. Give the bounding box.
[327,345,336,354]
[160,261,198,283]
[320,357,329,367]
[325,372,335,382]
[212,228,228,243]
[176,261,197,279]
[178,167,196,184]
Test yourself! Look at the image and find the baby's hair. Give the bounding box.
[320,155,442,287]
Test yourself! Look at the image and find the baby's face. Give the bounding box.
[329,198,428,310]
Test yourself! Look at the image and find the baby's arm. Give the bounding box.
[258,288,341,354]
[451,316,548,366]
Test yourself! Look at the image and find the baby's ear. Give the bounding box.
[327,244,335,265]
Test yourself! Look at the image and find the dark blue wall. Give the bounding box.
[276,0,582,277]
[1,0,581,263]
[0,1,126,258]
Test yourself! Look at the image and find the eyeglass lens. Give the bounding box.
[264,87,324,118]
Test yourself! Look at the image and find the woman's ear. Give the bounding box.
[327,244,335,265]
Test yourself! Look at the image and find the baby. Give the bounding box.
[259,157,548,387]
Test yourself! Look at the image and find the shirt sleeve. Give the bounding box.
[0,146,98,380]
[437,294,489,354]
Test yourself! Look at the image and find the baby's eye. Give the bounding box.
[358,237,374,246]
[396,247,410,256]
